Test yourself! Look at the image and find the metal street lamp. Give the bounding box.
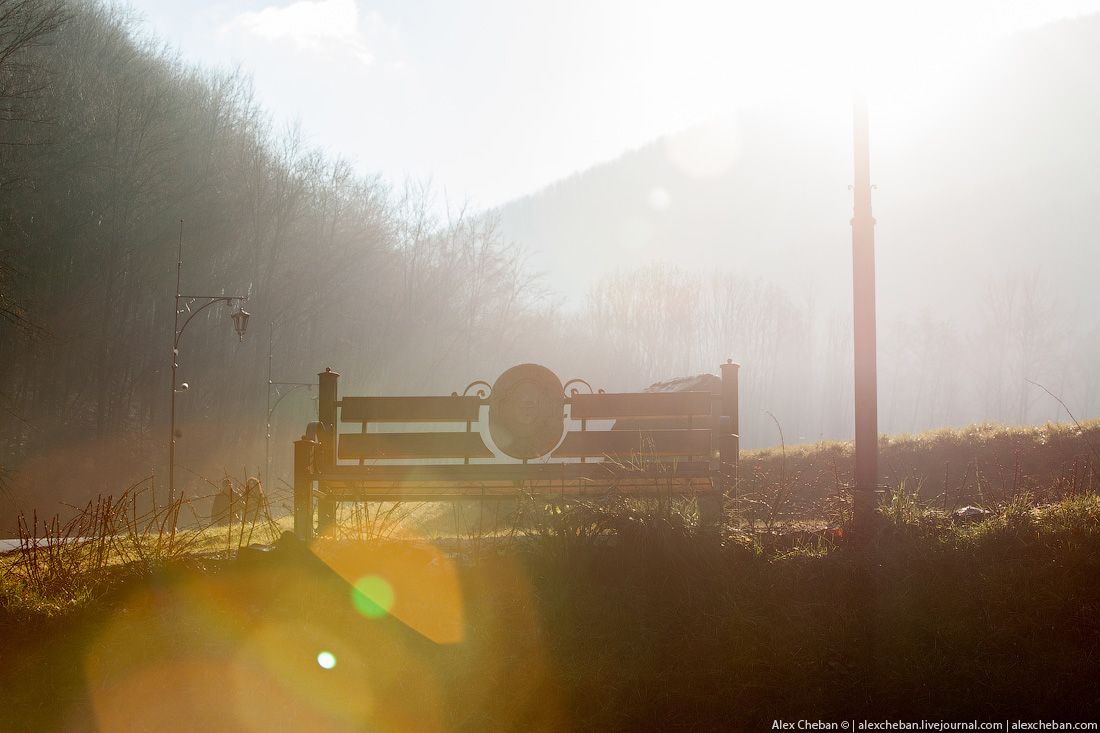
[266,382,314,485]
[231,307,251,341]
[264,321,313,485]
[169,221,251,506]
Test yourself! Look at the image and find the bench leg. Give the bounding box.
[293,439,315,541]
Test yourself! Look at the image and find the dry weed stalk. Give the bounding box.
[8,477,195,597]
[5,473,287,601]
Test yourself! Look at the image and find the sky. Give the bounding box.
[126,0,1100,209]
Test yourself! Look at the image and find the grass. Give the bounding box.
[2,421,1100,730]
[737,418,1100,523]
[0,475,288,619]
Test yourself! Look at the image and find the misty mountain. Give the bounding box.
[496,13,1100,327]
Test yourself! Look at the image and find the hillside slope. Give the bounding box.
[497,14,1100,324]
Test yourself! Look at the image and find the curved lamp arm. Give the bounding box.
[268,383,313,421]
[174,296,245,349]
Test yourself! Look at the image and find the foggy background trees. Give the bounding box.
[1,1,1097,523]
[0,2,540,517]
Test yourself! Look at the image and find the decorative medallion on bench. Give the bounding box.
[293,361,740,538]
[488,363,565,459]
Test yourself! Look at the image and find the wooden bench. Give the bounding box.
[293,361,740,539]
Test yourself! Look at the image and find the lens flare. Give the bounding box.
[316,651,336,669]
[310,538,466,643]
[350,575,395,618]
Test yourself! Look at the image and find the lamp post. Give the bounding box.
[265,321,313,484]
[169,220,251,505]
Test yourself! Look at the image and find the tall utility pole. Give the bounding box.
[851,96,879,536]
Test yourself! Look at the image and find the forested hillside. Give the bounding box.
[0,1,544,520]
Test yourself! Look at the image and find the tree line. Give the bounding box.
[0,1,539,516]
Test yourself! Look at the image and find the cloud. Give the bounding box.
[224,0,392,67]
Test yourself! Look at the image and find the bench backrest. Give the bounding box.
[310,362,739,468]
[338,395,487,462]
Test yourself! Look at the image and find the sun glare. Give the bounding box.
[657,0,1002,115]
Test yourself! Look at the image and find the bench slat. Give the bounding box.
[340,396,480,423]
[314,461,711,483]
[338,432,493,460]
[319,481,717,502]
[569,392,713,419]
[551,429,712,458]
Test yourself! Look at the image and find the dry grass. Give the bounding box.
[737,418,1100,521]
[0,475,288,617]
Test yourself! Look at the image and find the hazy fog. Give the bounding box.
[1,2,1098,524]
[498,14,1100,440]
